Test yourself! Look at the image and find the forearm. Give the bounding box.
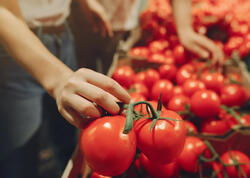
[0,7,73,97]
[171,0,192,35]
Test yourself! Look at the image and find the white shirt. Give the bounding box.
[18,0,71,27]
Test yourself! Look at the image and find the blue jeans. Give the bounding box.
[0,25,77,177]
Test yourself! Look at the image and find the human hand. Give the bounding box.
[53,68,130,128]
[178,29,224,66]
[79,0,113,37]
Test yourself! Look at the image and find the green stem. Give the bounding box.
[221,105,242,125]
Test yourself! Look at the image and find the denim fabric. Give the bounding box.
[0,25,77,161]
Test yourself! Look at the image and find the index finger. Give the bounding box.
[82,69,131,104]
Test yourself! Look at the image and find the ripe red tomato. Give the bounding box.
[201,72,224,94]
[213,150,250,178]
[148,53,173,64]
[111,66,135,89]
[173,44,188,65]
[90,172,111,178]
[225,73,242,84]
[134,110,186,164]
[150,79,174,104]
[220,84,247,107]
[140,153,179,178]
[224,36,244,56]
[144,69,160,89]
[129,47,149,59]
[129,83,149,99]
[177,137,207,173]
[134,71,146,84]
[184,121,198,134]
[149,40,169,53]
[172,86,184,96]
[158,64,177,81]
[176,64,196,85]
[200,117,231,135]
[167,94,190,113]
[130,92,146,102]
[190,90,221,119]
[182,79,206,97]
[79,116,136,176]
[134,100,167,116]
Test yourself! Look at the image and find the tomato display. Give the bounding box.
[158,64,177,81]
[79,116,136,176]
[201,72,224,94]
[111,66,135,89]
[182,79,206,97]
[129,83,149,98]
[167,94,190,113]
[200,117,231,135]
[144,69,160,89]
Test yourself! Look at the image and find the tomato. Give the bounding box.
[129,83,149,99]
[134,100,167,116]
[184,121,198,134]
[177,137,207,173]
[134,110,186,164]
[214,150,250,178]
[144,69,160,89]
[182,79,206,97]
[225,73,242,84]
[90,172,111,178]
[112,66,135,89]
[172,86,184,96]
[79,116,136,176]
[224,36,244,56]
[149,40,169,53]
[148,53,174,64]
[158,64,177,81]
[129,47,149,59]
[201,72,224,94]
[176,64,196,85]
[173,44,188,65]
[220,84,247,107]
[150,79,174,104]
[167,94,190,113]
[200,117,231,135]
[190,90,221,119]
[140,153,179,178]
[239,114,250,126]
[134,72,146,84]
[130,93,146,102]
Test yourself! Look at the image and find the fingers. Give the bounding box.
[185,41,209,59]
[82,69,131,104]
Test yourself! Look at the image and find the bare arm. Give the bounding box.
[0,1,130,127]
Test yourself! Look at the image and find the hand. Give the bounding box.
[79,0,113,37]
[53,68,130,128]
[178,29,224,66]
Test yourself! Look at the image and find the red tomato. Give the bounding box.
[134,110,186,164]
[173,44,188,65]
[214,151,250,178]
[90,172,111,178]
[184,121,198,134]
[148,53,173,64]
[182,79,206,97]
[79,116,136,176]
[134,72,146,84]
[239,114,250,126]
[167,94,190,113]
[190,90,221,119]
[224,36,244,56]
[201,72,224,94]
[220,84,247,107]
[134,100,167,116]
[173,86,184,96]
[112,66,135,89]
[149,40,169,53]
[200,117,231,135]
[129,47,149,59]
[225,73,242,84]
[158,64,177,81]
[144,69,160,89]
[150,79,174,104]
[140,153,179,178]
[129,83,149,99]
[176,64,196,85]
[130,92,146,102]
[177,137,207,173]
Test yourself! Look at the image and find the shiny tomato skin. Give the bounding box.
[140,153,179,178]
[79,116,136,176]
[150,79,174,104]
[176,64,196,85]
[190,90,221,119]
[220,84,247,107]
[90,172,111,178]
[201,72,225,94]
[129,46,149,58]
[218,151,250,178]
[177,137,207,173]
[112,66,135,89]
[134,110,187,164]
[158,64,177,81]
[224,36,244,56]
[201,117,231,135]
[129,83,149,99]
[149,40,169,53]
[144,69,160,89]
[182,79,206,97]
[173,86,184,96]
[130,92,146,102]
[148,53,169,64]
[134,72,146,84]
[173,44,188,65]
[184,121,198,134]
[167,94,190,113]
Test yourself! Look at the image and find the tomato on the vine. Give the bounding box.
[200,117,231,135]
[79,116,136,176]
